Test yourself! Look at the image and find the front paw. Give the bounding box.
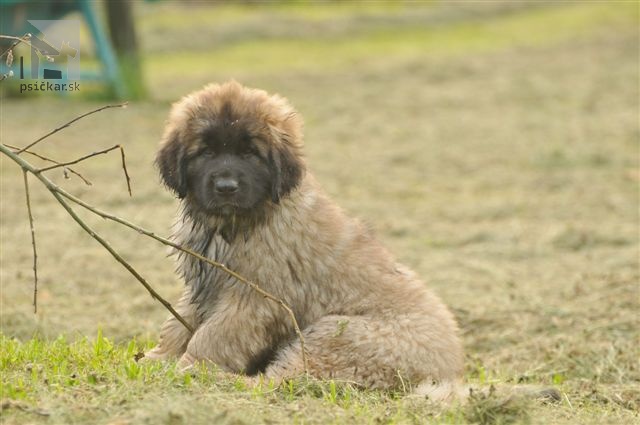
[137,345,173,363]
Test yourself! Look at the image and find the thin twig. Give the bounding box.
[118,145,132,196]
[1,143,308,370]
[36,144,132,195]
[1,144,193,334]
[15,103,128,154]
[0,34,33,62]
[22,171,38,313]
[38,145,121,172]
[4,143,92,185]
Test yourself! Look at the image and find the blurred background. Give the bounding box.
[0,0,638,404]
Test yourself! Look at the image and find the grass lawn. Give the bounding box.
[1,2,638,424]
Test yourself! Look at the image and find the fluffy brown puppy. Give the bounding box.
[146,81,463,397]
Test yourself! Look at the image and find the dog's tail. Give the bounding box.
[413,380,467,403]
[413,380,562,404]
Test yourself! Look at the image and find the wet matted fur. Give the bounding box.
[145,81,463,396]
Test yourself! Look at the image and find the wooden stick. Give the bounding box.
[22,171,39,313]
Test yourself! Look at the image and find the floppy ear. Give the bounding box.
[268,130,304,203]
[155,131,188,199]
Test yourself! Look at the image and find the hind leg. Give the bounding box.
[264,314,462,390]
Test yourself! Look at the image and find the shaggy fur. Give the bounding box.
[145,81,464,396]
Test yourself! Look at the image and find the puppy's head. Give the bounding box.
[156,81,305,217]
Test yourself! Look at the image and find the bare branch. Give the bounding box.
[0,103,309,371]
[1,143,193,334]
[36,144,132,195]
[15,103,128,154]
[22,171,39,313]
[1,142,308,370]
[4,143,92,185]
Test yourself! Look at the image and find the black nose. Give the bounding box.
[214,178,239,194]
